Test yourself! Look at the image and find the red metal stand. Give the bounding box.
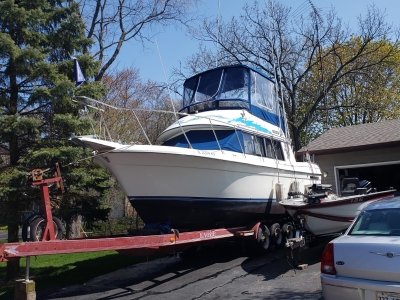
[26,164,64,241]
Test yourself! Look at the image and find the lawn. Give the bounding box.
[0,248,153,299]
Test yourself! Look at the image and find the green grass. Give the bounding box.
[0,250,155,298]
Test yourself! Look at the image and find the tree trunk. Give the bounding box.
[291,126,302,152]
[66,215,82,239]
[6,223,20,281]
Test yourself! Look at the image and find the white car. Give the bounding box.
[321,197,400,300]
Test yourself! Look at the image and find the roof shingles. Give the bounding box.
[297,119,400,154]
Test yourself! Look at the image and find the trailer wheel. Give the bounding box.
[257,225,270,251]
[30,216,63,241]
[22,213,43,242]
[270,223,283,247]
[282,223,294,240]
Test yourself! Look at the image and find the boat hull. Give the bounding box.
[92,145,318,229]
[129,197,288,229]
[281,190,395,235]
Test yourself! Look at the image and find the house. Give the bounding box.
[296,119,400,194]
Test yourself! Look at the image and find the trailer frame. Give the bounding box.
[0,165,262,285]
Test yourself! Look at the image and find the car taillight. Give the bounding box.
[321,242,336,275]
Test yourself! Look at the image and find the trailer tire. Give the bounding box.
[257,225,270,251]
[30,216,63,241]
[282,223,294,240]
[22,213,43,242]
[270,223,283,247]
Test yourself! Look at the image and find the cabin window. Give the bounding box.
[254,136,266,157]
[264,138,274,158]
[163,130,243,153]
[273,140,284,160]
[194,69,223,103]
[183,76,198,107]
[242,133,284,160]
[243,133,256,155]
[163,129,285,161]
[219,67,249,101]
[243,133,265,156]
[251,71,275,110]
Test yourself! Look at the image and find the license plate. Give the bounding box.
[377,292,400,300]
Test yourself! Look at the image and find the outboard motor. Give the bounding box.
[359,180,372,194]
[306,184,332,204]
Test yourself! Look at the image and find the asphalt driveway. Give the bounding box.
[37,240,326,300]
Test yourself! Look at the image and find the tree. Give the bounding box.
[178,1,400,150]
[0,0,110,280]
[80,0,198,81]
[295,38,400,146]
[321,40,400,125]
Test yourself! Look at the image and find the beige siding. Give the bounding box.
[314,146,400,193]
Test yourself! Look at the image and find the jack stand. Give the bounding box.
[286,242,301,267]
[14,257,36,300]
[285,217,308,270]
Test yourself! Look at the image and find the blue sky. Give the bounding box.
[114,0,400,85]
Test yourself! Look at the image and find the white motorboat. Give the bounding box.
[280,181,395,236]
[71,65,322,229]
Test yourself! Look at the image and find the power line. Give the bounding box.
[289,1,309,17]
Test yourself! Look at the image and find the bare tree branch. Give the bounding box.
[80,0,199,81]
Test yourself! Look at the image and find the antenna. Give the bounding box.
[155,39,177,118]
[308,0,329,132]
[270,0,289,140]
[155,39,193,149]
[216,0,221,67]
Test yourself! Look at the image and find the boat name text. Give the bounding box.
[200,231,216,239]
[350,197,364,203]
[197,150,216,156]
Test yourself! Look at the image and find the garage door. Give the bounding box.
[335,162,400,194]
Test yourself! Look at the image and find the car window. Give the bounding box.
[349,209,400,236]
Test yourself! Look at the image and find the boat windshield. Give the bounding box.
[182,67,250,109]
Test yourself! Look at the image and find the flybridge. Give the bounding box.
[180,65,287,135]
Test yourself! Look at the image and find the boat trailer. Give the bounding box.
[0,165,273,299]
[1,165,318,299]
